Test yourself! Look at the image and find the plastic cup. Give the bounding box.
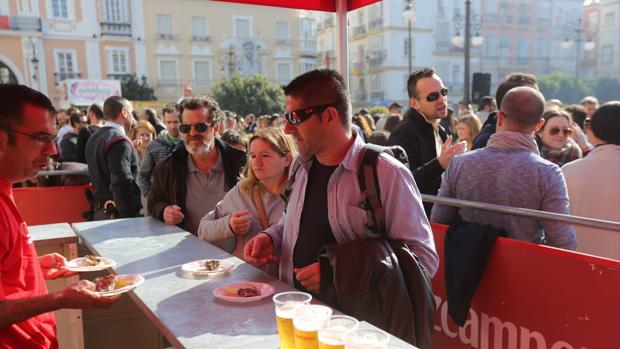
[318,315,360,349]
[342,329,390,349]
[292,304,333,349]
[273,292,312,349]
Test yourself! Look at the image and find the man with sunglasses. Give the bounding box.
[388,67,466,217]
[147,96,246,237]
[0,85,118,349]
[244,69,438,293]
[85,96,142,219]
[431,86,576,250]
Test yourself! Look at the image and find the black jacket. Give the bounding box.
[388,108,447,216]
[147,138,247,233]
[471,111,497,150]
[319,238,435,348]
[60,131,78,162]
[85,125,141,217]
[76,125,101,164]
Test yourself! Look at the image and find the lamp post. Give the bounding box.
[562,17,596,83]
[452,1,483,106]
[402,1,415,76]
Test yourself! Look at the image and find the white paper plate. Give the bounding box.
[66,256,116,272]
[96,274,144,297]
[213,282,275,303]
[181,259,234,276]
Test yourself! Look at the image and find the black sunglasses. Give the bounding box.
[421,88,448,102]
[179,122,215,134]
[549,127,573,137]
[284,103,337,125]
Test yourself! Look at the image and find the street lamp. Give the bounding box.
[402,1,415,76]
[451,1,483,106]
[30,43,39,81]
[562,18,596,82]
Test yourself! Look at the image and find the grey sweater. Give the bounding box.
[431,133,577,250]
[197,183,285,258]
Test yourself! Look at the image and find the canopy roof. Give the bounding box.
[214,0,380,12]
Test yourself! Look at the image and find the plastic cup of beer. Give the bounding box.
[273,292,312,349]
[342,329,390,349]
[318,315,360,349]
[292,304,333,349]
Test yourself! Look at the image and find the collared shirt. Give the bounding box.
[423,116,443,157]
[183,149,226,236]
[265,134,439,285]
[104,121,126,136]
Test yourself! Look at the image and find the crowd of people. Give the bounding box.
[0,66,618,348]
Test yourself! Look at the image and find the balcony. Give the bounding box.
[367,50,386,69]
[352,25,367,36]
[0,15,42,31]
[298,39,317,56]
[157,33,178,41]
[368,18,383,31]
[192,35,210,42]
[54,71,82,85]
[107,73,131,81]
[100,22,131,36]
[275,38,293,45]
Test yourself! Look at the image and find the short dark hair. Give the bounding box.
[479,96,495,111]
[407,67,436,99]
[162,106,176,116]
[389,102,403,110]
[88,103,104,120]
[103,96,131,120]
[0,84,55,144]
[177,96,223,123]
[496,73,538,109]
[284,69,351,129]
[590,101,619,145]
[563,104,587,129]
[69,112,83,128]
[221,129,246,148]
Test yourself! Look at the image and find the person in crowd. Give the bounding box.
[358,108,376,132]
[546,99,563,109]
[456,114,482,151]
[137,106,182,196]
[375,102,403,131]
[0,84,118,348]
[563,104,592,155]
[244,114,257,134]
[562,102,620,258]
[431,86,577,250]
[580,96,599,118]
[367,130,390,146]
[472,72,539,150]
[439,107,456,139]
[55,109,70,147]
[382,115,401,134]
[271,113,287,129]
[243,69,438,293]
[59,112,87,162]
[75,103,104,164]
[388,67,466,216]
[148,96,247,236]
[257,115,272,129]
[477,96,496,124]
[198,127,296,257]
[457,100,474,116]
[85,96,141,219]
[220,129,248,152]
[130,120,156,165]
[536,109,582,167]
[140,108,166,135]
[352,113,372,141]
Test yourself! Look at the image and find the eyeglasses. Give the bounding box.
[420,88,448,102]
[0,127,58,147]
[284,103,337,125]
[548,127,573,137]
[179,122,216,134]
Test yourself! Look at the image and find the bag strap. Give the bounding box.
[252,185,270,230]
[358,144,389,237]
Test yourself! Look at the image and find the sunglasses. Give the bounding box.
[421,88,448,102]
[284,103,336,125]
[179,122,216,134]
[548,127,573,137]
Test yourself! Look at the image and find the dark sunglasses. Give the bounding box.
[422,88,448,102]
[179,122,215,134]
[549,127,573,137]
[284,103,337,125]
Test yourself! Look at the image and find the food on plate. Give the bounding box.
[237,285,261,297]
[203,259,220,271]
[83,255,102,266]
[95,275,117,292]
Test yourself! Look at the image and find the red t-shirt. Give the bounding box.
[0,177,57,349]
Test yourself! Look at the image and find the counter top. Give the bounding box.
[29,223,78,247]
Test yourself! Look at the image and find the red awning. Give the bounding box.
[213,0,380,12]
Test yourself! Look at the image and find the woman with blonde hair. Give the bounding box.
[456,114,482,151]
[198,127,297,263]
[130,120,156,164]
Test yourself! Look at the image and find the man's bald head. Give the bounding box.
[500,86,545,132]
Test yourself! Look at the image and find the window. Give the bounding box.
[276,21,289,39]
[234,17,251,38]
[518,3,529,24]
[517,38,528,65]
[484,36,498,57]
[192,16,208,38]
[193,60,211,86]
[499,2,510,22]
[299,17,315,39]
[106,47,130,75]
[601,45,613,64]
[605,12,615,26]
[536,38,549,61]
[499,37,510,63]
[299,59,315,74]
[538,2,550,26]
[102,0,128,23]
[55,50,77,81]
[159,59,177,84]
[370,74,383,92]
[276,62,292,84]
[51,0,68,18]
[157,14,173,35]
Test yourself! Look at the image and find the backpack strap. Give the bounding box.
[358,143,391,236]
[252,185,270,230]
[280,156,302,206]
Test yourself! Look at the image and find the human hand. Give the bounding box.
[294,263,321,293]
[243,233,277,266]
[438,136,466,169]
[163,205,184,225]
[39,253,77,280]
[229,210,251,236]
[58,280,120,309]
[182,82,192,97]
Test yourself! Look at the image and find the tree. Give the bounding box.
[211,75,285,116]
[369,106,389,116]
[121,75,156,101]
[538,73,619,104]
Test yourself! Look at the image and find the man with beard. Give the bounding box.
[147,96,246,236]
[388,68,466,216]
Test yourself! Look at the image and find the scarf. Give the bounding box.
[487,131,539,154]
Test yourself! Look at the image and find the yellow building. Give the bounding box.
[141,0,318,100]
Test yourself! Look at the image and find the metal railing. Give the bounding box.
[7,15,42,31]
[100,22,131,36]
[422,194,620,232]
[37,169,90,177]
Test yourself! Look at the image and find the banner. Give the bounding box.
[59,79,121,107]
